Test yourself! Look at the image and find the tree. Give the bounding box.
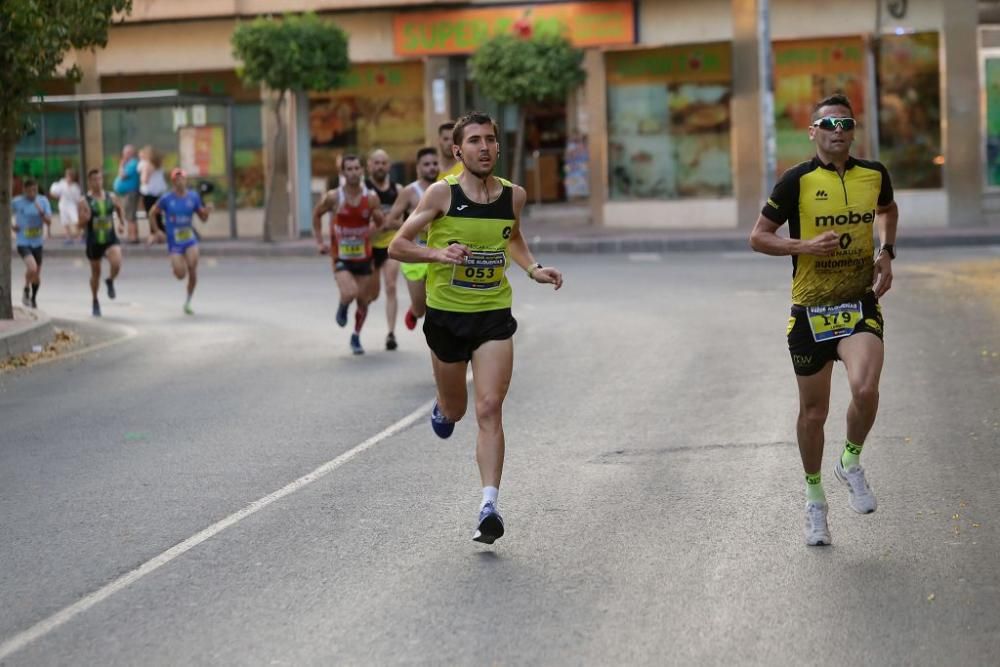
[470,29,585,185]
[232,13,349,242]
[0,0,132,320]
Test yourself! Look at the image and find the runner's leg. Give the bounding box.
[185,245,200,301]
[795,361,834,476]
[383,259,399,332]
[405,277,427,319]
[837,333,884,447]
[431,353,469,423]
[470,338,514,489]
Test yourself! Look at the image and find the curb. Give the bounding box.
[0,308,55,360]
[23,230,1000,259]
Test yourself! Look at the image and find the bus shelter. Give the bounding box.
[28,90,239,238]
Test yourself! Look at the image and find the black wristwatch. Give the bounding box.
[879,244,896,260]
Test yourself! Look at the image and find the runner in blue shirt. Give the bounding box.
[149,168,209,315]
[12,178,52,308]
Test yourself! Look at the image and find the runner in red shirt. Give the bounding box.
[312,154,385,355]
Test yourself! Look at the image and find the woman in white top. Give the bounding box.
[139,145,168,235]
[49,167,83,242]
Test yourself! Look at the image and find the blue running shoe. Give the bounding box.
[473,502,505,544]
[350,333,364,355]
[430,402,455,439]
[336,303,349,327]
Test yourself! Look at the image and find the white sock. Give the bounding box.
[481,486,498,509]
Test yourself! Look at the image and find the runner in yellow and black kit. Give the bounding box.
[365,149,404,351]
[390,111,563,545]
[750,94,898,547]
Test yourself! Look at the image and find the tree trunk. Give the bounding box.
[0,138,14,319]
[511,106,526,186]
[262,91,290,242]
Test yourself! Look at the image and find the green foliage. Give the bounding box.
[0,0,132,143]
[470,33,585,105]
[232,12,350,95]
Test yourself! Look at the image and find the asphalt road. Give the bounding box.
[1,247,998,666]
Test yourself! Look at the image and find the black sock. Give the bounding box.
[31,283,39,300]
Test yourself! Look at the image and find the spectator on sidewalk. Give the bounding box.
[139,145,168,237]
[113,144,141,243]
[49,167,82,243]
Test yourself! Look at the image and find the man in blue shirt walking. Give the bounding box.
[113,144,141,243]
[12,178,52,308]
[149,168,209,315]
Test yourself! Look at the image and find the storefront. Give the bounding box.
[392,0,636,203]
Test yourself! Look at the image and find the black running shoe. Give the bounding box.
[92,300,102,317]
[473,502,505,544]
[386,332,398,351]
[106,278,116,300]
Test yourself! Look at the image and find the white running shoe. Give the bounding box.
[804,501,831,546]
[834,459,877,514]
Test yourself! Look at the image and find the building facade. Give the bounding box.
[13,0,994,237]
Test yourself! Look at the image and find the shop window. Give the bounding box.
[877,32,941,189]
[773,36,871,175]
[985,57,1000,187]
[13,112,81,196]
[606,43,732,200]
[309,62,425,185]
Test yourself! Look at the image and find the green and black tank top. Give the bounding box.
[426,174,516,313]
[85,191,117,246]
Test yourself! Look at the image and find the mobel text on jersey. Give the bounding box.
[815,209,876,227]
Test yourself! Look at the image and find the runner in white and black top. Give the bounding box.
[365,149,404,351]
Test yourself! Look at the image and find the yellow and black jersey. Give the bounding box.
[762,156,893,306]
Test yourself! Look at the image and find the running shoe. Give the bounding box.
[430,402,454,439]
[834,459,877,514]
[22,287,30,307]
[336,303,349,327]
[804,501,831,546]
[106,278,116,300]
[184,303,194,316]
[350,333,364,355]
[92,300,101,317]
[30,298,37,309]
[386,332,398,351]
[404,308,418,331]
[473,502,505,544]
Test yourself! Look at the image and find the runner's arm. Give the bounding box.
[872,199,898,297]
[507,185,562,289]
[388,181,465,264]
[369,192,385,230]
[78,199,91,226]
[312,190,337,254]
[749,216,838,256]
[384,186,413,231]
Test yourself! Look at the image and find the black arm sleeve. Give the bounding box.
[760,168,800,225]
[876,162,894,207]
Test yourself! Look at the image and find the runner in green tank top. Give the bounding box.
[384,146,440,332]
[78,168,126,317]
[389,111,563,545]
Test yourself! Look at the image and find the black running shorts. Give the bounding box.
[334,259,373,276]
[372,246,390,269]
[423,307,517,363]
[86,240,119,261]
[16,245,43,266]
[786,293,884,376]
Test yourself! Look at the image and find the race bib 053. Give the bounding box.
[451,250,506,290]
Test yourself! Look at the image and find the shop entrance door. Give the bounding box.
[522,102,567,204]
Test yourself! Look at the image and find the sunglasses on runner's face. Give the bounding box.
[812,117,856,131]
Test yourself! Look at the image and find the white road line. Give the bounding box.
[0,398,437,661]
[627,252,661,262]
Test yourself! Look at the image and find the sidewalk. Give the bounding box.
[0,307,54,361]
[33,223,1000,258]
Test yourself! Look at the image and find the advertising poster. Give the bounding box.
[877,32,941,188]
[605,43,732,200]
[309,62,425,180]
[178,125,225,177]
[772,36,868,176]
